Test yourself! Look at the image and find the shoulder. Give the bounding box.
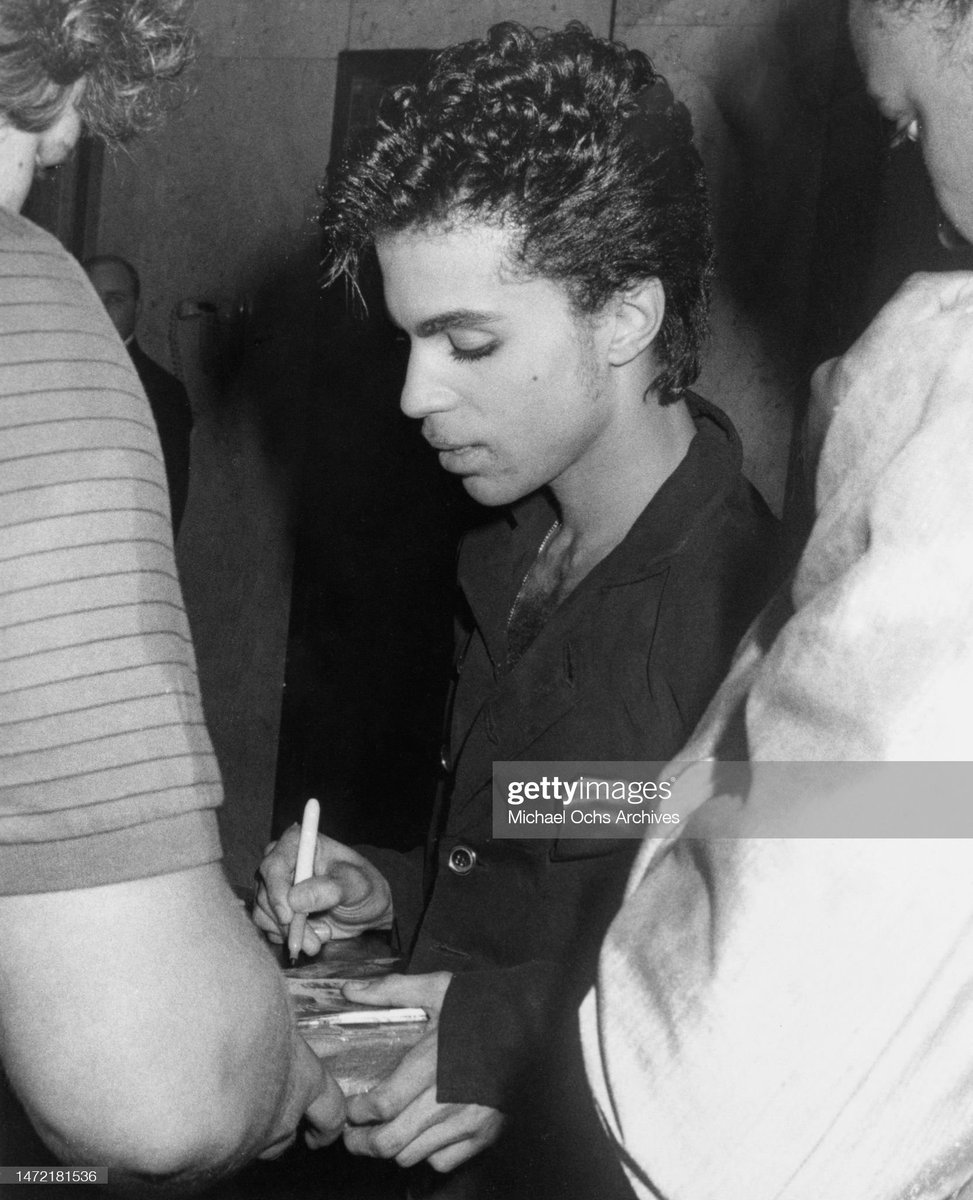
[0,207,63,256]
[0,214,139,391]
[681,392,780,560]
[0,209,94,302]
[654,396,784,660]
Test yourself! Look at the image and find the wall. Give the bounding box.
[616,0,841,508]
[93,0,839,884]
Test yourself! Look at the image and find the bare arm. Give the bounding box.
[0,863,344,1192]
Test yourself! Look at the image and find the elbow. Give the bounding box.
[26,1076,275,1194]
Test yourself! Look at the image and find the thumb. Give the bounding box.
[341,972,418,1007]
[290,860,372,915]
[342,970,451,1010]
[327,860,374,908]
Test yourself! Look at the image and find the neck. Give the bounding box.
[517,375,696,612]
[551,384,695,561]
[535,383,695,603]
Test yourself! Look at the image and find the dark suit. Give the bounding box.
[128,339,193,536]
[362,395,781,1197]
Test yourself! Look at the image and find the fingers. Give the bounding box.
[252,887,320,951]
[417,1108,505,1172]
[343,1088,504,1171]
[335,1012,502,1172]
[326,860,379,909]
[255,830,366,933]
[298,922,324,957]
[303,1069,347,1150]
[251,894,283,939]
[288,874,351,915]
[342,970,451,1012]
[256,824,303,927]
[346,1029,437,1127]
[343,1085,442,1163]
[427,1132,498,1174]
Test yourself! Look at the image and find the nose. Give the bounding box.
[399,346,457,420]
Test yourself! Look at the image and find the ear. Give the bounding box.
[606,278,665,368]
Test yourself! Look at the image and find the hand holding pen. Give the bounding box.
[253,804,395,959]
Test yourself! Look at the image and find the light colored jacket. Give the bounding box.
[580,273,973,1200]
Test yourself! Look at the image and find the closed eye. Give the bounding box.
[448,339,497,363]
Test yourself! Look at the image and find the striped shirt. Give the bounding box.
[0,209,222,894]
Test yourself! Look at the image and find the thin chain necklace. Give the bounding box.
[506,518,561,634]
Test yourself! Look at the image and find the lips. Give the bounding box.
[437,445,479,467]
[425,437,483,473]
[424,432,469,452]
[425,433,476,454]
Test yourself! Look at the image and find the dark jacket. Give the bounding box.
[364,394,781,1112]
[128,340,193,536]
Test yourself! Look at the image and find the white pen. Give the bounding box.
[287,797,320,964]
[303,1008,429,1028]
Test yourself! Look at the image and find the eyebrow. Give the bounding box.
[414,309,501,338]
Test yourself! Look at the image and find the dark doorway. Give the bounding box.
[274,50,479,850]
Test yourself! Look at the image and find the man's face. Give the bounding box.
[0,96,82,213]
[851,0,973,241]
[376,220,616,507]
[86,260,139,341]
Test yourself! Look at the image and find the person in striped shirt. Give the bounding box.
[0,1,344,1187]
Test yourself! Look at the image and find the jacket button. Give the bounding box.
[447,845,476,875]
[440,747,451,773]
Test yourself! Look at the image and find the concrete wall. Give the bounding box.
[93,0,839,884]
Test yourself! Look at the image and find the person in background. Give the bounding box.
[256,21,780,1198]
[0,0,343,1188]
[84,253,193,536]
[580,2,973,1198]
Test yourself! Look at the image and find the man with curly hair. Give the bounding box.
[0,0,344,1187]
[256,21,779,1196]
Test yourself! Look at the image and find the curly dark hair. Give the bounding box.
[321,21,714,398]
[0,0,196,142]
